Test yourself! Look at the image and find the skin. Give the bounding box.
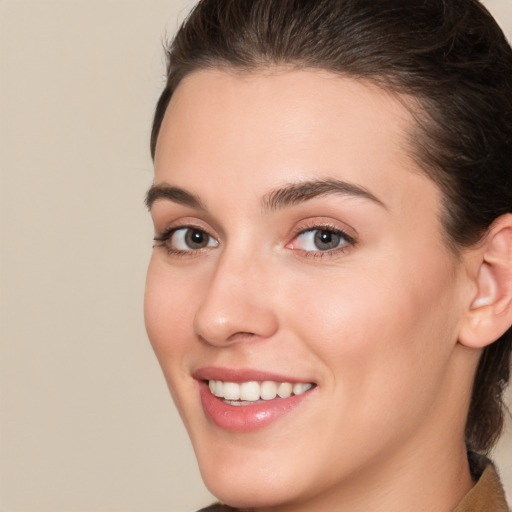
[145,69,482,512]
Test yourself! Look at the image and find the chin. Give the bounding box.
[195,445,308,509]
[203,474,297,510]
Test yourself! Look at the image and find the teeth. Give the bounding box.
[213,380,224,398]
[240,381,260,401]
[223,382,240,400]
[208,380,313,401]
[293,383,312,395]
[277,382,293,398]
[260,381,277,400]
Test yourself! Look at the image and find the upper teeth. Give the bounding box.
[208,380,313,401]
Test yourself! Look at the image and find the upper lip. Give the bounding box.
[193,366,314,384]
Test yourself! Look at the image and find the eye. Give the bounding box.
[154,227,219,253]
[287,227,353,252]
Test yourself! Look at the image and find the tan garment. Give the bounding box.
[198,454,510,512]
[452,453,509,512]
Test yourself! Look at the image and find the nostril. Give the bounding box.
[226,331,257,342]
[198,330,258,347]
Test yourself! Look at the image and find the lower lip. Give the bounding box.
[198,382,314,432]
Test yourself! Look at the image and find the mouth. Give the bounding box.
[194,368,316,432]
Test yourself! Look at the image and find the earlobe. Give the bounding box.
[459,214,512,349]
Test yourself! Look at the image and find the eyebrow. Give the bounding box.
[145,178,386,211]
[145,184,205,210]
[262,178,386,211]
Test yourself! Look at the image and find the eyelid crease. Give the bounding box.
[292,226,355,246]
[153,216,218,239]
[289,218,358,244]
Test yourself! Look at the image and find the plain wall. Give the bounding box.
[0,1,510,511]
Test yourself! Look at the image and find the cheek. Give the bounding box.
[282,253,461,420]
[144,258,198,370]
[144,258,208,429]
[285,273,419,392]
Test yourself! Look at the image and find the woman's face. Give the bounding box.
[145,69,473,510]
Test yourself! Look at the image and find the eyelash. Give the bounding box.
[153,223,357,259]
[287,222,356,259]
[153,225,217,257]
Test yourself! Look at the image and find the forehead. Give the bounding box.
[157,68,413,163]
[154,68,440,220]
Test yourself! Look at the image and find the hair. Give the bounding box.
[150,0,512,453]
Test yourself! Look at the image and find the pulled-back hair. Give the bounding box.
[150,0,512,453]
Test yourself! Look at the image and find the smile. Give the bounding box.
[196,370,316,431]
[208,380,313,404]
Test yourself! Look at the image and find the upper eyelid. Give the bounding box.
[290,226,356,248]
[149,203,224,236]
[289,219,357,242]
[154,220,218,240]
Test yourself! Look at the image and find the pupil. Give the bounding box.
[187,229,206,248]
[314,230,340,250]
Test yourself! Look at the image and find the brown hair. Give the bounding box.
[150,0,512,453]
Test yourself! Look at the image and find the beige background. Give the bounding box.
[0,1,511,511]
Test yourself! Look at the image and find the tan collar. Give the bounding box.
[452,452,509,512]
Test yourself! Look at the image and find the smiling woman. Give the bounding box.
[144,1,512,511]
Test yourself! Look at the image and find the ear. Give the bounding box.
[458,214,512,349]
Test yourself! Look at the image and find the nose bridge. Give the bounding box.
[193,245,278,346]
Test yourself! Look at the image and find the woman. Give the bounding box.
[144,0,512,511]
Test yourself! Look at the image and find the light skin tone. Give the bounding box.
[145,68,512,512]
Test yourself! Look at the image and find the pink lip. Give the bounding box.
[193,366,312,383]
[194,367,316,432]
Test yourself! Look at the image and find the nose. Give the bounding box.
[193,251,279,347]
